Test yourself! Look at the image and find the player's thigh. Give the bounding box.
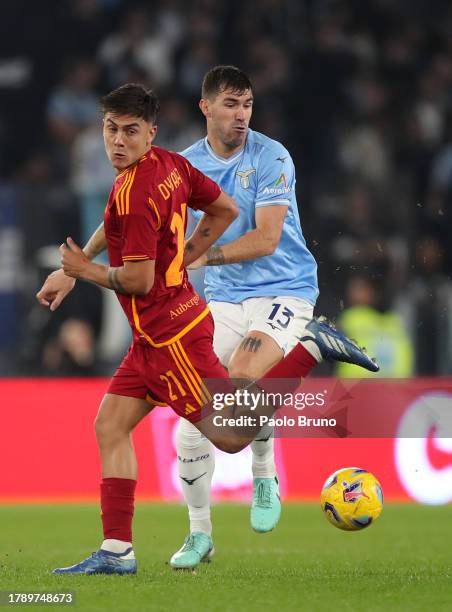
[208,300,246,367]
[95,393,151,437]
[235,296,314,374]
[99,348,153,435]
[228,330,284,380]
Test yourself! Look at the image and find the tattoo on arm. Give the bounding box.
[205,246,226,266]
[239,336,262,353]
[108,268,126,293]
[200,227,211,237]
[184,242,195,253]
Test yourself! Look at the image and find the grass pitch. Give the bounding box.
[0,503,451,611]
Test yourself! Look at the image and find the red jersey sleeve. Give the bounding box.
[119,183,159,262]
[183,158,221,211]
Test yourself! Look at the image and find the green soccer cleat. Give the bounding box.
[251,476,281,533]
[169,532,214,570]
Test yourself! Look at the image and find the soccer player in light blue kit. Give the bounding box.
[171,65,319,569]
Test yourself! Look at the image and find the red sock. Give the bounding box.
[266,343,318,379]
[257,343,318,396]
[100,477,136,543]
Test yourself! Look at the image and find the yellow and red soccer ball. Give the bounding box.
[320,467,383,531]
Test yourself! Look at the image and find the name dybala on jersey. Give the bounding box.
[104,146,221,346]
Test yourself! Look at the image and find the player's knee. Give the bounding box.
[94,413,124,446]
[211,436,245,454]
[94,414,110,443]
[228,362,257,381]
[175,418,204,450]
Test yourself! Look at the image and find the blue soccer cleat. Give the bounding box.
[300,316,379,372]
[251,476,281,533]
[52,548,137,575]
[170,532,214,570]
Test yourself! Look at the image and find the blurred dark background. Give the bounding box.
[1,0,451,377]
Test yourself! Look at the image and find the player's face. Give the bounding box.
[103,113,157,172]
[201,88,253,155]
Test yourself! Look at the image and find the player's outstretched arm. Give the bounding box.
[184,190,238,267]
[36,222,108,310]
[189,204,288,269]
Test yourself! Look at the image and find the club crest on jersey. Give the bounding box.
[236,168,256,189]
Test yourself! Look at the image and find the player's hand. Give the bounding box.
[59,237,91,280]
[36,268,76,311]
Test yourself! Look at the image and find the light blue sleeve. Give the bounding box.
[255,144,295,208]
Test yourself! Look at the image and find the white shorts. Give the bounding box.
[209,296,314,366]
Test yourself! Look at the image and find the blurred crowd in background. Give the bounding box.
[1,0,452,377]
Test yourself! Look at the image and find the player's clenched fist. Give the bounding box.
[36,268,76,311]
[59,237,90,280]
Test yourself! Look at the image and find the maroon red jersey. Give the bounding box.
[104,146,221,346]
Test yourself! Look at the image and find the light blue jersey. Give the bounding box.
[181,129,319,305]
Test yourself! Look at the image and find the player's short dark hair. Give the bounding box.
[202,65,253,100]
[100,83,160,124]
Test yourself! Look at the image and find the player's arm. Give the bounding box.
[184,191,238,267]
[190,205,288,268]
[59,237,154,295]
[189,144,294,268]
[36,222,108,310]
[83,221,107,260]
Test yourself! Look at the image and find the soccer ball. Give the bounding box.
[320,467,383,531]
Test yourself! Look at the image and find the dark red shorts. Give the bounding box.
[107,312,229,422]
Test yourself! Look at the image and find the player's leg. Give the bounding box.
[95,393,151,479]
[195,315,379,453]
[53,393,150,575]
[171,301,245,569]
[227,330,282,532]
[228,315,288,471]
[94,392,151,554]
[53,350,151,575]
[169,418,215,569]
[227,297,314,532]
[175,419,215,536]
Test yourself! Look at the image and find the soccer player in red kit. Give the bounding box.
[37,84,238,575]
[102,114,234,420]
[37,83,378,575]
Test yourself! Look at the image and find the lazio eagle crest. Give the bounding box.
[236,168,256,189]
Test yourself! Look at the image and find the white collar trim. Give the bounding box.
[204,137,245,165]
